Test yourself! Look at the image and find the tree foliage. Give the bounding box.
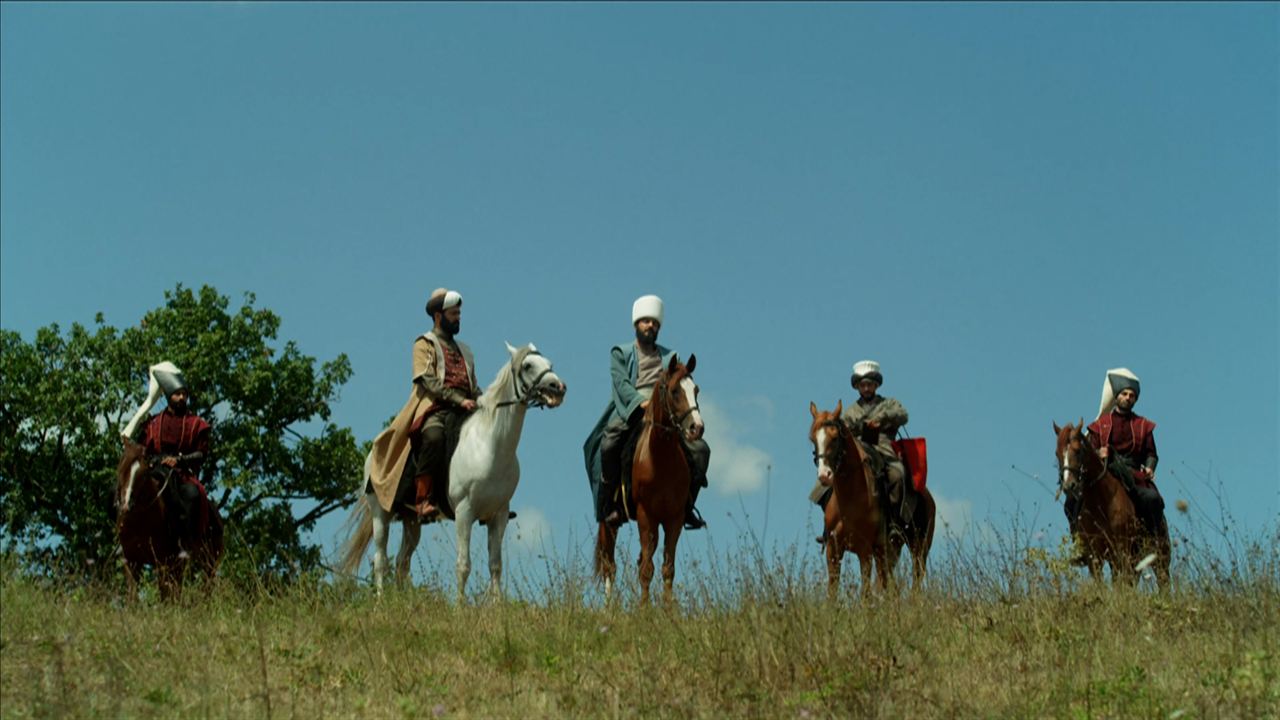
[0,285,364,584]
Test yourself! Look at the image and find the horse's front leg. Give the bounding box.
[637,512,658,606]
[486,506,510,601]
[825,538,843,601]
[856,551,874,600]
[397,517,422,586]
[454,504,476,604]
[661,520,682,607]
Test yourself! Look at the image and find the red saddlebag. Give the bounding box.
[892,437,928,492]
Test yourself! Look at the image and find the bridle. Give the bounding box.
[1057,430,1105,498]
[812,418,850,474]
[646,371,699,435]
[493,350,557,409]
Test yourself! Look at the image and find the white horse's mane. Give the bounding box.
[476,344,538,413]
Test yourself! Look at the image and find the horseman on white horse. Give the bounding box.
[366,287,481,521]
[342,287,567,599]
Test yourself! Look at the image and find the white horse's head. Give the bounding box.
[504,342,566,408]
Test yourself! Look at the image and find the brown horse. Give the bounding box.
[1054,420,1170,589]
[594,354,704,605]
[809,401,935,598]
[116,439,223,599]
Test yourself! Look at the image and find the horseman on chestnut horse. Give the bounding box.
[586,295,709,603]
[1056,367,1170,587]
[807,360,934,597]
[117,362,223,598]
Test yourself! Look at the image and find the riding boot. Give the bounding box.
[885,471,906,543]
[414,473,441,521]
[683,476,707,530]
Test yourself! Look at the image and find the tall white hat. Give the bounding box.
[121,361,185,440]
[632,295,664,325]
[1097,367,1140,419]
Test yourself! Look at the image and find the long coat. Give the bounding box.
[582,342,675,513]
[368,331,479,512]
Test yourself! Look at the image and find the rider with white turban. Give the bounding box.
[121,361,212,559]
[367,288,481,520]
[810,360,913,538]
[583,295,711,530]
[1073,368,1164,537]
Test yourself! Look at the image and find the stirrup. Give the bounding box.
[683,506,706,531]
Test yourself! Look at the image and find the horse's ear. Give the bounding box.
[1078,417,1084,431]
[527,343,537,354]
[809,401,818,418]
[505,341,517,357]
[667,354,680,372]
[686,353,696,373]
[834,399,843,416]
[1053,422,1061,435]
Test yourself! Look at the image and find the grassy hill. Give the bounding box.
[2,527,1277,718]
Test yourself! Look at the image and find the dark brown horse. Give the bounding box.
[809,401,935,598]
[1054,420,1170,589]
[594,354,703,605]
[116,439,223,599]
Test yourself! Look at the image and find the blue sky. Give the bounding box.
[3,4,1276,588]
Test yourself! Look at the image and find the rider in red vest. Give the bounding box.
[1067,368,1165,539]
[121,362,211,559]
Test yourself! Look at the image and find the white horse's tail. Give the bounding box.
[338,499,374,578]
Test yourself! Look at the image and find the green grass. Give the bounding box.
[2,528,1278,719]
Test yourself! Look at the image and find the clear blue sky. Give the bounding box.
[3,4,1276,587]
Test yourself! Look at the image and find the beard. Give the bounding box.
[443,318,461,336]
[635,326,658,345]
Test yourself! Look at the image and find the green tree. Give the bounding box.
[0,285,364,585]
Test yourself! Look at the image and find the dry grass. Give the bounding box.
[2,524,1278,719]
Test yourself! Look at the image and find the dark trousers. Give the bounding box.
[164,477,202,548]
[413,408,466,505]
[599,412,710,520]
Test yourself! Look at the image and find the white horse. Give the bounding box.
[340,342,565,599]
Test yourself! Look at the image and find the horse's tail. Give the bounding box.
[338,499,374,578]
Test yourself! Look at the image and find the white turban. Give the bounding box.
[1097,367,1141,419]
[632,295,664,325]
[121,361,184,440]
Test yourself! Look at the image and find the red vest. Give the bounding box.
[141,410,211,484]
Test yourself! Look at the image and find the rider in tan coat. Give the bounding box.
[367,288,480,519]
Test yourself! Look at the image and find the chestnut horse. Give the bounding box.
[809,401,935,598]
[594,354,703,605]
[116,440,223,599]
[1054,420,1170,588]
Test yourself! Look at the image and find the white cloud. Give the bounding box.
[508,506,552,552]
[700,398,773,496]
[931,491,975,538]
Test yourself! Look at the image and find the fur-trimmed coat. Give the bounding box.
[367,330,479,512]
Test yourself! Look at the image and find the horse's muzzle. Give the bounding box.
[539,380,566,408]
